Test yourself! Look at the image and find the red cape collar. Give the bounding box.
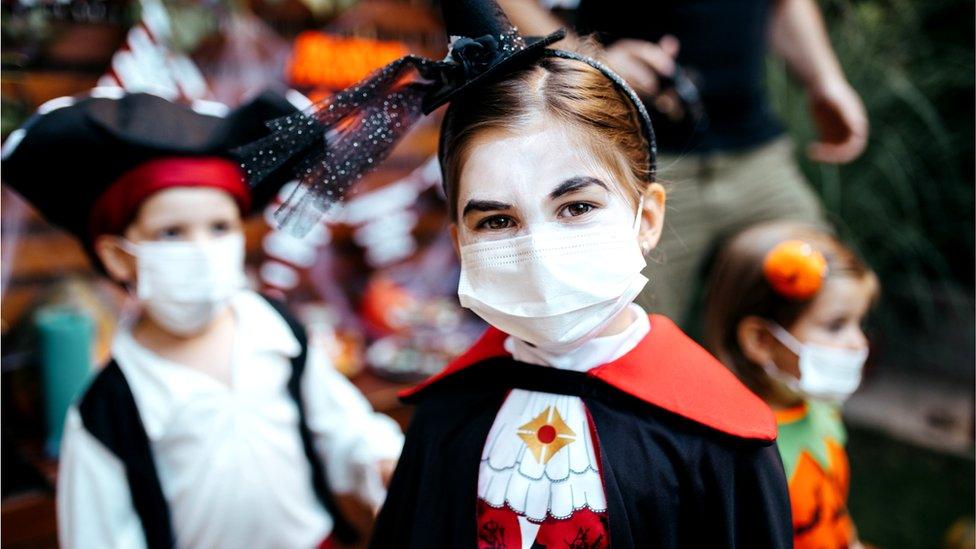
[401,314,776,442]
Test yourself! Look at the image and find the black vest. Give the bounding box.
[76,297,359,548]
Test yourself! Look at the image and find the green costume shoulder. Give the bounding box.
[775,399,847,481]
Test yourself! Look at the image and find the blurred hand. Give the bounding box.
[602,36,680,97]
[806,77,869,163]
[365,459,398,516]
[378,458,397,487]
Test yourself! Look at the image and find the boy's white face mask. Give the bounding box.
[764,322,868,403]
[123,234,246,336]
[457,201,647,353]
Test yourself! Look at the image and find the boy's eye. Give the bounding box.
[476,215,515,231]
[211,220,231,234]
[559,202,595,218]
[158,226,184,239]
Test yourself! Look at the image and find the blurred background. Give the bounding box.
[0,0,972,547]
[765,3,974,545]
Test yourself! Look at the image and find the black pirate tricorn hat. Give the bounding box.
[2,90,300,250]
[238,0,655,235]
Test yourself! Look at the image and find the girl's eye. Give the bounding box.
[560,202,595,218]
[827,318,847,333]
[476,215,515,231]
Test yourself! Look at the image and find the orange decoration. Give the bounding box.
[787,441,855,548]
[763,240,828,300]
[516,406,577,465]
[360,275,416,335]
[287,32,410,91]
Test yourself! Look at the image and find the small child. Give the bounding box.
[2,90,404,548]
[704,220,879,549]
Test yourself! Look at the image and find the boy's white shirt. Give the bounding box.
[57,290,404,549]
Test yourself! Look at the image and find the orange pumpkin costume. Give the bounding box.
[775,400,856,549]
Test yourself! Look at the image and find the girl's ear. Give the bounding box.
[638,183,666,255]
[737,315,776,367]
[449,223,461,257]
[95,235,136,285]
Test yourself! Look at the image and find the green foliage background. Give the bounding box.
[767,0,975,378]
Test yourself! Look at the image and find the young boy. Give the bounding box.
[2,90,403,548]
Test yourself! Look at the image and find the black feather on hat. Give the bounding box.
[2,89,301,247]
[422,0,565,113]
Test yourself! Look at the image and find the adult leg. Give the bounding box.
[706,137,828,252]
[636,153,716,325]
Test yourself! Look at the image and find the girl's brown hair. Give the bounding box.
[703,221,878,399]
[438,40,653,221]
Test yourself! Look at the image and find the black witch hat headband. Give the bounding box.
[237,24,657,236]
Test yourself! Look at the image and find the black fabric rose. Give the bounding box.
[449,35,503,81]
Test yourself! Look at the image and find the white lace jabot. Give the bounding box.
[478,304,650,526]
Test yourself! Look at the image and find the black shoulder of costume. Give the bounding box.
[256,293,361,545]
[77,361,176,549]
[371,359,793,549]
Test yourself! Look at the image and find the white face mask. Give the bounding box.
[457,200,647,352]
[123,234,246,336]
[764,322,868,403]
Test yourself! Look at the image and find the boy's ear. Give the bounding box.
[638,183,666,254]
[94,235,136,285]
[737,315,776,367]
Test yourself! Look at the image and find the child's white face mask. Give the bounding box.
[457,201,647,352]
[123,234,246,336]
[764,322,868,403]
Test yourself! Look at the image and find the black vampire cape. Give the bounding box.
[370,314,792,548]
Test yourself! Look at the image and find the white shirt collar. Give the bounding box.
[110,290,302,439]
[230,291,302,357]
[503,303,650,372]
[115,290,300,359]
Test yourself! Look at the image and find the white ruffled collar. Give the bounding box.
[503,303,650,372]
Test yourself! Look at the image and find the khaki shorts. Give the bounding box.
[637,136,827,326]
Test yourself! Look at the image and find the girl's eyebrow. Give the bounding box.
[549,176,608,199]
[462,199,513,218]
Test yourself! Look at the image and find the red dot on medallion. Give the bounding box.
[537,425,557,444]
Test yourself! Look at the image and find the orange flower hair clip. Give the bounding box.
[762,240,829,300]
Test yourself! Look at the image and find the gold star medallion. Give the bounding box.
[517,405,577,464]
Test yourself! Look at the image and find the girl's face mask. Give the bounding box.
[123,233,246,336]
[458,201,647,352]
[453,126,652,352]
[764,322,868,403]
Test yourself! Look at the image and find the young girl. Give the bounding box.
[241,0,792,546]
[704,220,879,549]
[2,90,403,548]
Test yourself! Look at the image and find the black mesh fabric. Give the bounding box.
[235,29,657,237]
[234,56,440,235]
